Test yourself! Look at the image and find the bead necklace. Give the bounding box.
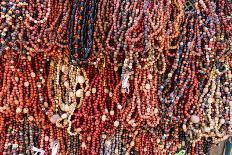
[0,0,27,55]
[68,0,98,66]
[21,0,70,55]
[0,50,49,123]
[47,57,89,129]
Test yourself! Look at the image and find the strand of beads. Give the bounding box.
[21,0,71,55]
[0,49,49,123]
[0,0,27,55]
[47,56,89,129]
[68,0,98,66]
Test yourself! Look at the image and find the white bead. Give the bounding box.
[91,88,97,93]
[31,72,36,78]
[146,108,151,113]
[24,81,29,87]
[229,101,232,107]
[76,89,83,98]
[225,87,229,92]
[182,124,187,131]
[81,142,86,148]
[102,115,106,121]
[114,121,119,127]
[87,136,91,141]
[28,116,34,121]
[77,128,82,132]
[204,127,211,133]
[203,88,208,93]
[23,108,28,113]
[85,91,91,97]
[220,118,225,124]
[16,107,22,114]
[208,98,214,104]
[148,74,153,79]
[15,77,19,82]
[115,149,119,154]
[64,105,70,112]
[44,136,49,142]
[145,83,151,90]
[191,115,200,123]
[27,56,31,61]
[50,114,60,124]
[77,75,85,84]
[130,141,135,146]
[64,81,69,87]
[154,108,158,114]
[117,104,122,110]
[110,110,114,116]
[104,88,109,94]
[102,134,107,139]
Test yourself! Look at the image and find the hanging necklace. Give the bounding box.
[68,0,98,66]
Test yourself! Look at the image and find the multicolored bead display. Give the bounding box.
[0,0,231,154]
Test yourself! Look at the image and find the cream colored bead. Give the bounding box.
[110,110,114,116]
[28,116,34,121]
[44,102,48,108]
[191,115,200,123]
[64,81,69,87]
[44,136,49,142]
[102,115,106,121]
[87,136,91,141]
[130,141,135,146]
[117,104,122,110]
[23,108,28,113]
[114,121,119,127]
[16,107,22,114]
[77,75,85,84]
[24,81,29,87]
[15,77,19,82]
[91,88,97,93]
[81,142,86,148]
[31,72,36,78]
[148,74,153,79]
[104,88,109,93]
[85,91,91,97]
[154,108,158,114]
[76,89,83,98]
[145,83,151,90]
[208,98,214,104]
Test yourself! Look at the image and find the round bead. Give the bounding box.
[191,115,200,123]
[110,110,114,115]
[145,83,151,90]
[50,114,60,124]
[85,91,91,97]
[77,75,85,84]
[16,107,22,114]
[24,81,29,87]
[208,98,214,104]
[30,72,36,78]
[102,115,106,121]
[76,89,83,98]
[114,121,119,127]
[91,88,97,93]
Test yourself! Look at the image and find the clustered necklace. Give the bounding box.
[68,0,97,66]
[0,0,232,155]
